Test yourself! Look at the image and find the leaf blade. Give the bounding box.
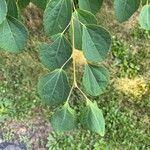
[72,9,97,50]
[38,70,70,106]
[78,0,103,14]
[43,0,72,37]
[114,0,140,22]
[83,64,109,96]
[80,100,105,136]
[0,0,7,24]
[39,34,72,70]
[0,16,28,53]
[82,25,111,62]
[51,103,77,132]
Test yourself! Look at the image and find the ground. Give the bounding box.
[0,2,150,150]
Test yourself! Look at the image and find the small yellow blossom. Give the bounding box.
[72,49,87,66]
[115,77,149,99]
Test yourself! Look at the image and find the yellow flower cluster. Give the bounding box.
[72,49,87,66]
[115,77,149,99]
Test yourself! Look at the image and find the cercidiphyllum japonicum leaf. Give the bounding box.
[82,25,111,63]
[0,0,7,24]
[78,0,103,14]
[0,16,28,53]
[17,0,30,9]
[139,5,150,30]
[80,100,105,136]
[71,9,97,50]
[114,0,140,23]
[31,0,48,9]
[83,64,109,96]
[39,34,72,70]
[38,69,70,106]
[6,0,18,18]
[43,0,72,37]
[51,103,77,132]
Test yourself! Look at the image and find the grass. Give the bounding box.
[0,2,150,150]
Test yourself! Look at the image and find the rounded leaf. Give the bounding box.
[114,0,140,22]
[38,70,70,106]
[139,5,150,30]
[80,100,105,136]
[0,16,28,53]
[82,25,111,62]
[39,34,72,70]
[43,0,72,37]
[83,64,109,96]
[51,103,77,132]
[0,0,7,24]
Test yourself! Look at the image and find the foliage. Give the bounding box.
[0,27,149,149]
[46,87,150,150]
[0,0,149,135]
[114,0,140,22]
[51,102,77,133]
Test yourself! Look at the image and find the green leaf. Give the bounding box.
[51,103,77,132]
[43,0,72,37]
[73,10,97,26]
[0,16,28,53]
[31,0,48,9]
[139,5,150,30]
[83,64,109,96]
[17,0,30,9]
[78,0,103,14]
[6,0,18,18]
[82,25,111,62]
[39,34,72,70]
[38,69,70,106]
[71,9,97,50]
[80,100,105,136]
[0,0,7,24]
[114,0,140,22]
